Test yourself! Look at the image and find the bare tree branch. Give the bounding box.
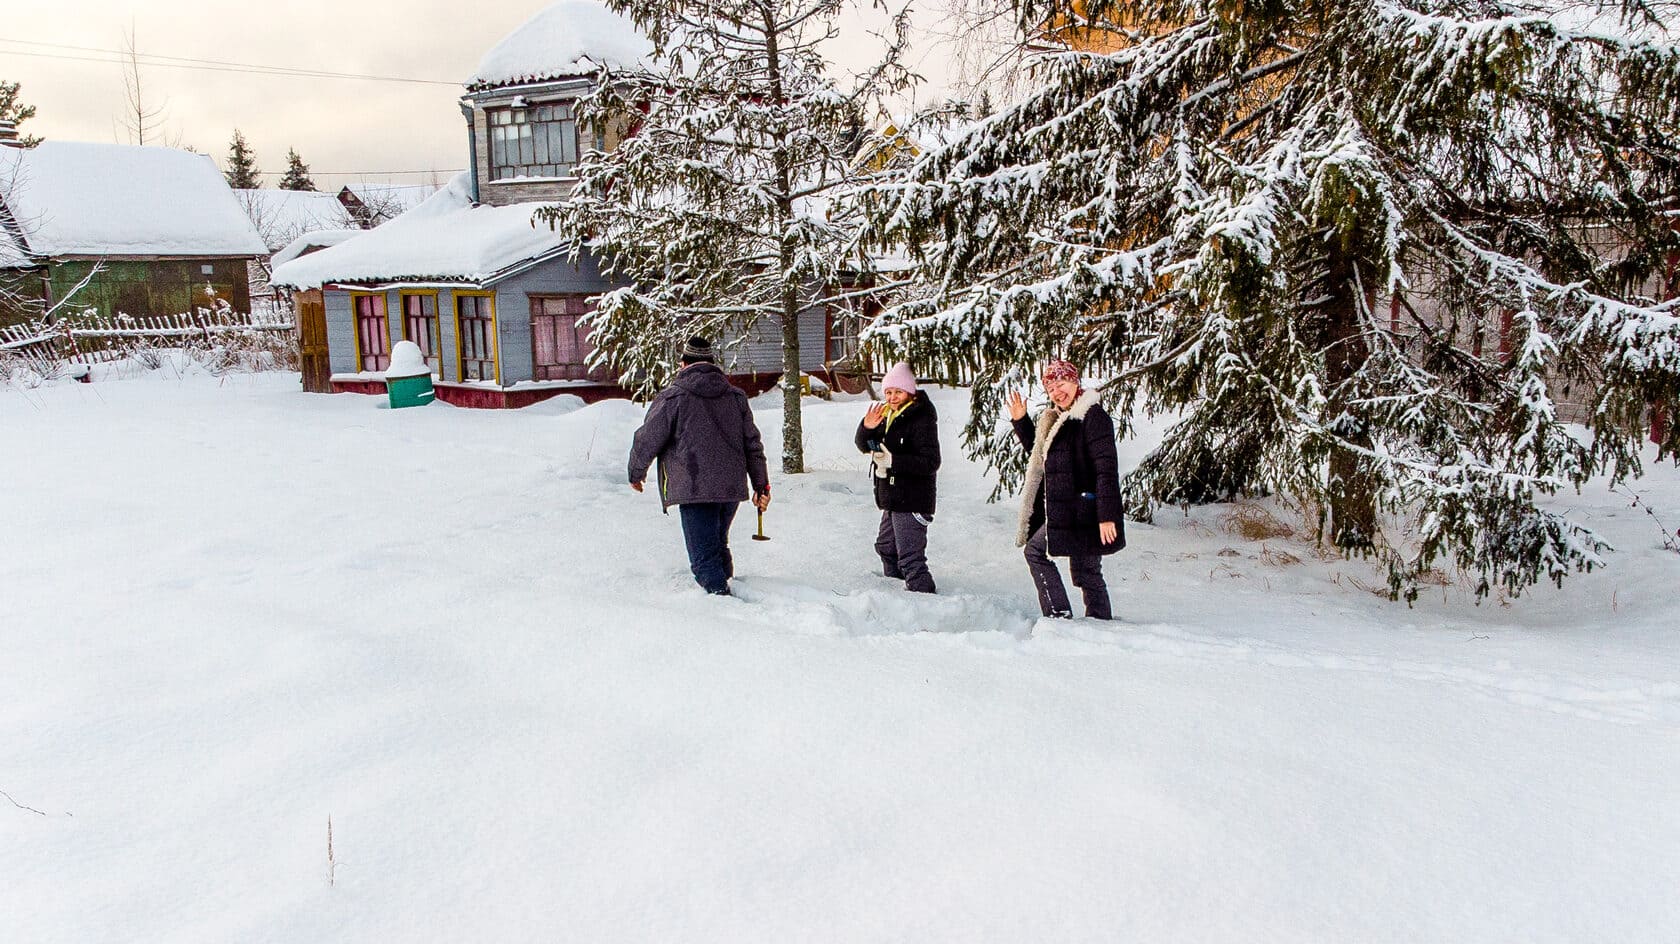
[2,789,48,816]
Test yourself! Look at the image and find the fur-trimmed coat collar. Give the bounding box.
[1016,388,1101,546]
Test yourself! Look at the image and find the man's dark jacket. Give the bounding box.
[629,363,770,508]
[854,390,940,516]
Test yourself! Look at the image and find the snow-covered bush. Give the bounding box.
[0,306,298,386]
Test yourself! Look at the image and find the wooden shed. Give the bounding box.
[0,141,267,323]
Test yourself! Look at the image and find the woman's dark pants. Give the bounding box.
[1023,524,1111,619]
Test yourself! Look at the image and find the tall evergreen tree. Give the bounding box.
[536,0,915,474]
[864,0,1680,600]
[224,130,261,189]
[278,148,317,191]
[0,80,42,147]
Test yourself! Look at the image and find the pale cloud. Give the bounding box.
[5,0,959,187]
[6,0,553,186]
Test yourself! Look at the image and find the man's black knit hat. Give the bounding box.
[680,336,715,364]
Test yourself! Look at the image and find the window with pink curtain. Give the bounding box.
[530,295,608,381]
[353,294,389,371]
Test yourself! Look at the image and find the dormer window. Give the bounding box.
[488,102,579,181]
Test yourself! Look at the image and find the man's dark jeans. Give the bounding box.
[679,501,740,594]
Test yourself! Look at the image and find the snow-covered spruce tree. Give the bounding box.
[225,130,261,189]
[535,0,914,474]
[863,0,1680,600]
[279,148,316,191]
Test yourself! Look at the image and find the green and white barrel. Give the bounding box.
[385,340,435,408]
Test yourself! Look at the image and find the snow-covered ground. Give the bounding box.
[3,361,1678,942]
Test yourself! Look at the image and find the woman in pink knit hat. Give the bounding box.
[1006,359,1125,619]
[855,362,941,592]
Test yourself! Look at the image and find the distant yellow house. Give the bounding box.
[851,120,922,174]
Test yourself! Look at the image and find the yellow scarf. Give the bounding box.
[882,399,910,431]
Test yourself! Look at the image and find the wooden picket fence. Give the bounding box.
[0,308,295,369]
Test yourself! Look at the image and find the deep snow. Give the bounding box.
[2,362,1677,942]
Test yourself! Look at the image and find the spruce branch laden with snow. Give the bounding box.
[536,0,917,474]
[861,0,1680,601]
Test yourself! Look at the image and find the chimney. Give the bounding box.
[0,119,19,147]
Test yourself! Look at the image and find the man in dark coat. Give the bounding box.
[1008,359,1125,619]
[855,362,940,593]
[628,336,771,596]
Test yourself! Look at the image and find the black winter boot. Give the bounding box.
[1082,588,1113,621]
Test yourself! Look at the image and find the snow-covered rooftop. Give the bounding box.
[269,229,364,270]
[466,0,654,90]
[0,142,268,259]
[237,189,355,252]
[270,174,573,289]
[338,183,439,214]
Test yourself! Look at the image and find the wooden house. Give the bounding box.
[1029,0,1130,54]
[237,188,362,311]
[272,0,845,408]
[0,139,267,326]
[335,184,439,228]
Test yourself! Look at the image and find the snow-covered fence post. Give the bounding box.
[55,316,82,366]
[191,306,212,347]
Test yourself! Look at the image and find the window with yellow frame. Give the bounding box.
[350,292,391,372]
[400,291,443,378]
[454,291,498,383]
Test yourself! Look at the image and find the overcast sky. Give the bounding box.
[5,0,959,188]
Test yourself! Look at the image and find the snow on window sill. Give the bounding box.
[487,175,579,184]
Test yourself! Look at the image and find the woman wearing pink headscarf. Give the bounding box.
[1006,359,1125,619]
